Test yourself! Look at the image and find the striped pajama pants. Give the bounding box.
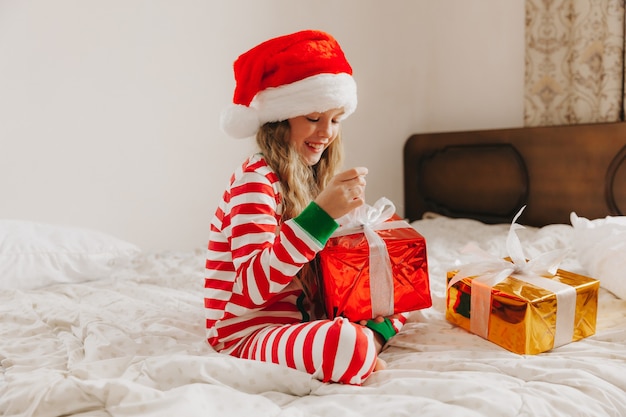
[232,317,379,385]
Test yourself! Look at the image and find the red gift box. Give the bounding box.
[318,198,431,322]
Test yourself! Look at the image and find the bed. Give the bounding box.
[2,122,626,416]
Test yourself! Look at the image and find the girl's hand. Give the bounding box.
[358,314,400,327]
[315,167,368,219]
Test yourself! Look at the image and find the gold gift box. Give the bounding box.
[446,267,600,354]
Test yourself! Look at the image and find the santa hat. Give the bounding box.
[220,30,357,139]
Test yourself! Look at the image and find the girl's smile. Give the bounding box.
[288,108,344,166]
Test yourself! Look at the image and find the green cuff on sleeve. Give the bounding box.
[292,202,338,246]
[365,318,397,344]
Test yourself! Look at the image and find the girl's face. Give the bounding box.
[287,108,344,166]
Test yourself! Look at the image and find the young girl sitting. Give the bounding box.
[204,29,407,385]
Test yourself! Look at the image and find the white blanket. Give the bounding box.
[1,217,625,417]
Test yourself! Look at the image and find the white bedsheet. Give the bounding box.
[1,217,625,417]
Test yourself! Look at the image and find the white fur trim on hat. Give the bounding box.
[220,104,260,139]
[220,73,357,139]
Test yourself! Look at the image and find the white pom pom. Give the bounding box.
[220,104,260,139]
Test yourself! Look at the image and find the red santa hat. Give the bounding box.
[220,30,357,139]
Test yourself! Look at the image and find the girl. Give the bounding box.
[204,30,407,385]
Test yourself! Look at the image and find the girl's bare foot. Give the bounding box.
[373,357,387,372]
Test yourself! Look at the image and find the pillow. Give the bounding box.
[0,220,141,290]
[570,212,626,299]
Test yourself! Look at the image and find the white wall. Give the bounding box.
[0,0,525,251]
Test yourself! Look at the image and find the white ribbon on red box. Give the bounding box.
[333,197,411,317]
[447,206,577,349]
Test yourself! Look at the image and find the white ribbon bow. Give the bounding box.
[448,206,576,349]
[333,197,409,317]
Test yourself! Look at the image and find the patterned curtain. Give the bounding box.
[524,0,625,126]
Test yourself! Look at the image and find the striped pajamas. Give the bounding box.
[237,318,378,385]
[204,154,405,384]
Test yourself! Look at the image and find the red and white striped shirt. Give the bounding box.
[204,154,335,353]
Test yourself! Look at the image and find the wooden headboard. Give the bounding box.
[403,122,626,226]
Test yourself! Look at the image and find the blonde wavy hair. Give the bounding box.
[257,121,344,316]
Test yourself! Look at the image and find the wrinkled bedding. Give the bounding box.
[1,216,625,417]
